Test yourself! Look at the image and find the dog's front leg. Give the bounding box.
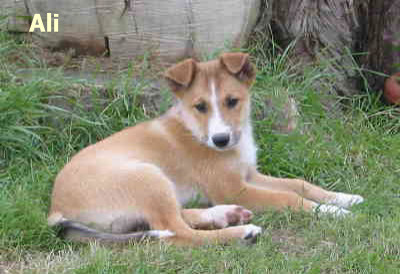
[207,179,316,213]
[247,167,335,203]
[207,177,352,216]
[246,167,364,209]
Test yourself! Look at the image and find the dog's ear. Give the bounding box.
[220,52,255,85]
[165,59,196,93]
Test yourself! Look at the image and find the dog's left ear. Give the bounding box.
[164,59,196,94]
[220,52,255,86]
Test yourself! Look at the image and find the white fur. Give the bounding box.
[313,204,351,217]
[237,122,257,166]
[328,193,364,208]
[242,224,262,238]
[207,79,231,148]
[201,205,245,228]
[147,230,175,238]
[48,212,65,226]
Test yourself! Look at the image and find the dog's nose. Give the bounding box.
[212,133,230,148]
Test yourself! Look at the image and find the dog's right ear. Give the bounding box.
[220,52,255,86]
[164,59,196,93]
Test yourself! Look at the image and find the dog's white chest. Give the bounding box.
[237,123,257,166]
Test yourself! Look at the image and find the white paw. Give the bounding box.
[202,205,253,229]
[242,224,262,240]
[329,193,364,208]
[313,204,351,217]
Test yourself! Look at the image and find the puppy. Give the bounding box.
[48,52,364,246]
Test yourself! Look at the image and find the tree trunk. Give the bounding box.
[267,0,361,97]
[356,0,400,93]
[255,0,400,96]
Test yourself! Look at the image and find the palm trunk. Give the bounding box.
[255,0,400,95]
[356,0,400,93]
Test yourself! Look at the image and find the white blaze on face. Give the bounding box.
[207,79,231,148]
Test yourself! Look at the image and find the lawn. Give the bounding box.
[1,28,400,273]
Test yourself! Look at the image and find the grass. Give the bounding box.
[1,28,400,273]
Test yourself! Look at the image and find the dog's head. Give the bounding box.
[165,52,256,150]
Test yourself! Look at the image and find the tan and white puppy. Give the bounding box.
[48,53,364,246]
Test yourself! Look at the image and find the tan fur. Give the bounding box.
[48,53,363,246]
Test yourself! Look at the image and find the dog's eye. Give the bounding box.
[226,97,239,109]
[194,102,207,113]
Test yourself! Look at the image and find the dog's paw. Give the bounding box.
[329,193,364,208]
[241,224,262,244]
[204,205,253,229]
[313,204,351,217]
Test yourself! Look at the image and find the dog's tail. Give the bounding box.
[49,214,175,244]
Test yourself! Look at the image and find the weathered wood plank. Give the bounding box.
[0,0,30,32]
[191,0,260,57]
[24,0,105,54]
[98,0,190,61]
[3,0,261,61]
